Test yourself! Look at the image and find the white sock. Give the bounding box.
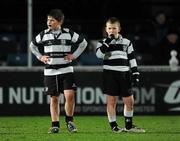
[107,115,116,122]
[124,109,133,117]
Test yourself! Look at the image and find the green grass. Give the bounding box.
[0,116,179,141]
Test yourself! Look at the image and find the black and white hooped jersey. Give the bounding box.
[96,35,139,75]
[30,28,87,76]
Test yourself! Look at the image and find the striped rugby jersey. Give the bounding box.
[30,28,87,76]
[96,35,139,75]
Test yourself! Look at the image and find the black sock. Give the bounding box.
[109,121,118,129]
[52,121,59,128]
[125,117,132,129]
[65,116,73,123]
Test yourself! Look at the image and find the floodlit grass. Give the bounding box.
[0,116,179,141]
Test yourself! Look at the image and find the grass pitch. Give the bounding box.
[0,116,179,141]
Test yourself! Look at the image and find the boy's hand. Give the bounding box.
[40,55,50,64]
[64,54,75,62]
[104,34,115,45]
[131,74,140,87]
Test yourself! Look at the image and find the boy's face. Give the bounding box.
[47,16,62,30]
[105,22,121,38]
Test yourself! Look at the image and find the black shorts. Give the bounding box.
[43,73,77,96]
[102,70,133,97]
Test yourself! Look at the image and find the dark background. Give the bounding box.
[1,0,180,39]
[1,0,180,66]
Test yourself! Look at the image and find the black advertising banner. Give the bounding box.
[0,71,179,116]
[140,72,180,115]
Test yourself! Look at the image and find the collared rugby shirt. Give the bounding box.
[96,35,139,75]
[30,28,87,76]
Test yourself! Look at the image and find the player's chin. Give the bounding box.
[48,26,52,30]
